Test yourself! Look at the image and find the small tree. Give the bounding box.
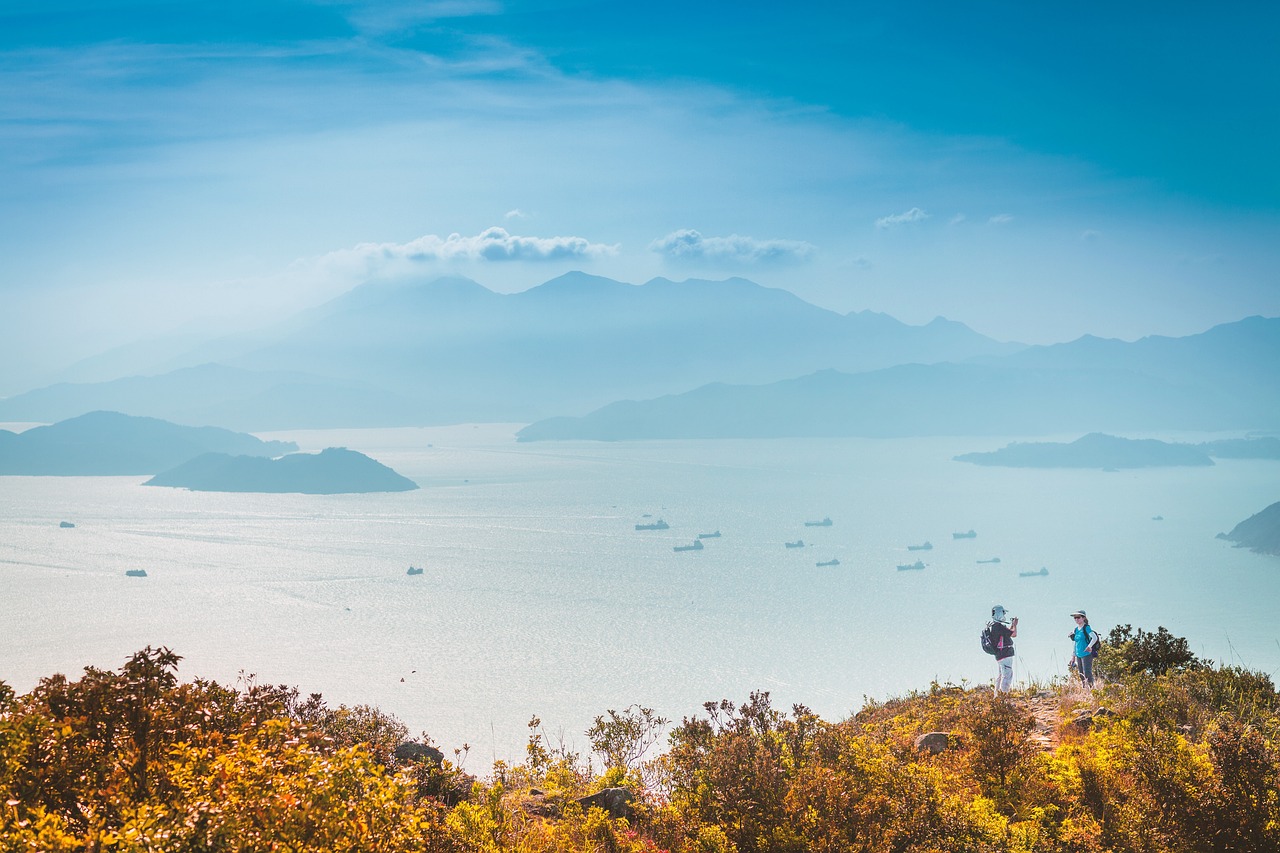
[586,704,668,787]
[1098,624,1205,679]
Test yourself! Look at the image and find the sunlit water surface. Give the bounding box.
[3,425,1277,765]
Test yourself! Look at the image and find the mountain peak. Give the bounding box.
[527,271,632,295]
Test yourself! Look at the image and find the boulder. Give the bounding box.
[394,742,444,766]
[577,787,634,820]
[1069,707,1115,732]
[914,731,952,755]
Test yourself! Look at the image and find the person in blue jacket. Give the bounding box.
[1069,609,1100,687]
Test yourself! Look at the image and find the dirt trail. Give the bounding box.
[1016,686,1104,752]
[1022,692,1062,751]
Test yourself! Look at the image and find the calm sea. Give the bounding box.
[2,424,1277,765]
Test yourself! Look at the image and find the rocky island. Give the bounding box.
[144,447,418,494]
[0,411,296,475]
[954,433,1215,469]
[1217,500,1280,556]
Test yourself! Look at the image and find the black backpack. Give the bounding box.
[981,622,999,655]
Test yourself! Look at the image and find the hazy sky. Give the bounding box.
[2,1,1278,389]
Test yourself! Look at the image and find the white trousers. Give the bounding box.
[995,656,1014,693]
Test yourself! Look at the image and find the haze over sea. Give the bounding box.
[4,423,1278,763]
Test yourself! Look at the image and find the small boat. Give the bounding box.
[406,566,424,576]
[805,517,833,527]
[1152,515,1164,521]
[977,557,1002,564]
[816,558,840,567]
[59,521,76,528]
[1019,567,1049,578]
[784,540,805,549]
[674,540,704,552]
[697,531,721,539]
[636,519,670,530]
[952,530,977,539]
[907,541,933,551]
[125,569,148,578]
[896,560,926,571]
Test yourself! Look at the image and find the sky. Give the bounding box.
[2,0,1278,393]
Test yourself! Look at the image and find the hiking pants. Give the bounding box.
[995,656,1013,693]
[1075,653,1094,687]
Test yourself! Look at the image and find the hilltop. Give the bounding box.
[3,630,1275,852]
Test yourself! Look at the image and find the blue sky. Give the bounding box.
[2,0,1278,390]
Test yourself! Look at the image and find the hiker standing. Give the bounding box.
[1068,609,1100,687]
[988,605,1018,693]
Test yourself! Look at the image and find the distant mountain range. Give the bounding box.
[0,274,1021,430]
[0,411,296,475]
[145,447,418,494]
[3,274,1278,440]
[517,316,1280,440]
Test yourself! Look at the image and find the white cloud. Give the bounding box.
[949,213,967,225]
[316,227,618,274]
[875,207,929,229]
[988,213,1014,225]
[1081,229,1101,241]
[504,209,529,219]
[649,229,816,263]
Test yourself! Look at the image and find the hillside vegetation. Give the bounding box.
[2,629,1277,852]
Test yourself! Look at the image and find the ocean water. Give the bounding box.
[2,424,1278,766]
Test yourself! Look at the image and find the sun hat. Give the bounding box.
[1070,609,1087,618]
[992,604,1007,621]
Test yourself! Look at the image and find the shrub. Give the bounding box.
[1098,624,1205,679]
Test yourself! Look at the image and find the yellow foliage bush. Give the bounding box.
[2,631,1278,853]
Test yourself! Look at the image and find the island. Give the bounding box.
[0,411,297,475]
[1217,500,1280,556]
[954,433,1215,469]
[143,447,418,494]
[1196,437,1280,459]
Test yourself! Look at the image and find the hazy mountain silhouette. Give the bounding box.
[223,272,1024,421]
[0,411,297,475]
[144,447,418,494]
[1197,437,1280,459]
[6,278,1276,439]
[0,364,420,432]
[0,274,1021,429]
[953,434,1216,468]
[517,317,1280,440]
[1218,501,1280,556]
[993,316,1280,396]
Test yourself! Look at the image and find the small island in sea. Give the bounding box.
[144,447,418,494]
[1196,436,1280,459]
[954,433,1215,469]
[0,410,297,475]
[1217,500,1280,556]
